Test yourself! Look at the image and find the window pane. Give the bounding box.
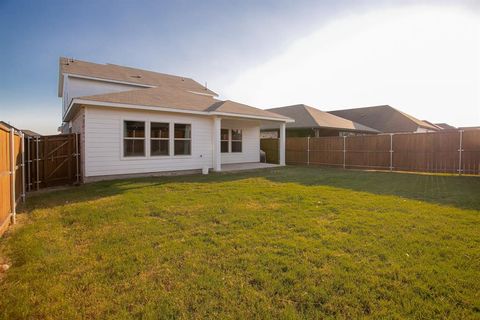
[124,121,145,138]
[124,139,145,157]
[151,122,169,138]
[231,129,242,141]
[221,141,229,153]
[232,141,242,153]
[174,124,191,139]
[221,129,229,141]
[174,140,191,155]
[151,140,169,156]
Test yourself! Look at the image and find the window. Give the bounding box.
[124,121,145,157]
[221,129,229,153]
[174,124,191,155]
[231,129,242,153]
[151,122,169,156]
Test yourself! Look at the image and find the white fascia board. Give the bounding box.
[210,112,294,123]
[65,98,295,123]
[63,73,156,88]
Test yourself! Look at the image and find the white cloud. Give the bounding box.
[222,5,480,127]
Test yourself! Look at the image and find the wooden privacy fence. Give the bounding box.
[25,134,81,190]
[1,131,80,236]
[263,129,480,175]
[0,124,24,235]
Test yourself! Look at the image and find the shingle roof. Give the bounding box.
[435,123,457,130]
[58,57,218,97]
[264,104,379,133]
[329,105,439,133]
[75,86,291,121]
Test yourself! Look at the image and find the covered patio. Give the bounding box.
[211,115,289,172]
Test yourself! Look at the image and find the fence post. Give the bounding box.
[9,128,16,224]
[343,136,346,169]
[458,130,463,175]
[307,136,310,165]
[27,137,31,191]
[36,137,40,190]
[75,133,80,184]
[21,132,25,203]
[389,133,394,172]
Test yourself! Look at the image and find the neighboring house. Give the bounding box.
[435,123,457,130]
[21,129,41,137]
[329,105,439,133]
[58,57,292,182]
[261,104,379,138]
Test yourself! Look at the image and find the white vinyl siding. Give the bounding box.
[220,119,260,164]
[84,107,213,177]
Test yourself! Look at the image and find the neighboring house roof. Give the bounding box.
[329,105,439,133]
[264,104,379,133]
[21,129,41,137]
[58,57,218,97]
[422,120,444,130]
[72,86,292,122]
[435,123,457,130]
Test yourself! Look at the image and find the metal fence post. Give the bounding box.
[21,132,25,203]
[307,136,310,165]
[389,133,394,172]
[458,130,463,175]
[9,128,16,224]
[343,136,346,169]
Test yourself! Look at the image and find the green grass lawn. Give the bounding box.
[1,166,479,319]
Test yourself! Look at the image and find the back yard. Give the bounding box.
[0,166,479,319]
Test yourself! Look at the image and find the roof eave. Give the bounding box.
[66,98,295,123]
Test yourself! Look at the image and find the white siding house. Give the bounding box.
[58,58,292,182]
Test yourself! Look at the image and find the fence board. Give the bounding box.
[0,127,12,235]
[284,130,480,175]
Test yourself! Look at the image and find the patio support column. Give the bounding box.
[213,116,221,171]
[279,122,286,166]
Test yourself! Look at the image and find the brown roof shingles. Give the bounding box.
[77,87,291,121]
[59,57,218,97]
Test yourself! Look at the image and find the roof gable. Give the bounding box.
[329,105,438,133]
[266,104,379,132]
[58,57,218,97]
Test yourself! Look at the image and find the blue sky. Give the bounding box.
[0,0,479,134]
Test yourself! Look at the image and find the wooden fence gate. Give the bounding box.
[25,134,80,190]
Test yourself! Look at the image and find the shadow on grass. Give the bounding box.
[22,165,480,212]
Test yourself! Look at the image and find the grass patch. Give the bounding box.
[0,166,479,319]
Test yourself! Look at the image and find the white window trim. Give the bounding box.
[120,119,193,160]
[150,122,170,157]
[173,123,192,157]
[221,128,230,153]
[220,128,243,154]
[121,119,147,160]
[231,129,243,153]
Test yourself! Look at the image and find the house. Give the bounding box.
[21,129,41,137]
[435,123,457,130]
[261,104,379,138]
[58,57,292,182]
[329,105,439,133]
